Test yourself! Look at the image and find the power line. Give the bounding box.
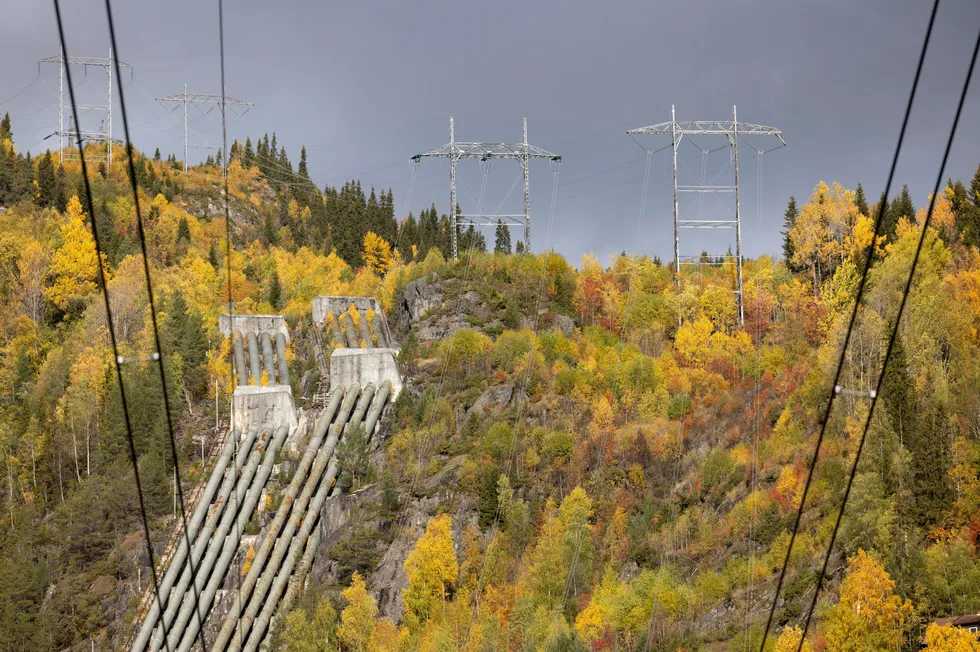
[758,0,941,648]
[50,2,173,650]
[797,22,979,652]
[102,1,208,650]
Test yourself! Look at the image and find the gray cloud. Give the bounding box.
[2,0,978,265]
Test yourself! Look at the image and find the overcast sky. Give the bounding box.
[2,0,978,265]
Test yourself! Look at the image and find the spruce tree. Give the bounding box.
[298,146,308,179]
[153,147,161,161]
[890,184,915,228]
[494,219,511,254]
[176,216,191,245]
[208,241,219,269]
[268,268,283,311]
[243,137,254,168]
[876,190,895,241]
[781,196,797,266]
[35,152,57,207]
[54,163,67,212]
[910,392,952,528]
[961,165,980,248]
[515,240,525,254]
[0,112,10,141]
[854,182,869,217]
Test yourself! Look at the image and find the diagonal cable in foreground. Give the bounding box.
[758,0,941,648]
[51,2,174,651]
[796,24,980,652]
[102,1,208,650]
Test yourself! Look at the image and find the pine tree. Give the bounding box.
[208,241,219,269]
[298,145,308,179]
[782,196,797,265]
[494,219,511,254]
[0,112,11,141]
[35,152,57,208]
[854,182,869,217]
[153,147,161,161]
[515,240,525,254]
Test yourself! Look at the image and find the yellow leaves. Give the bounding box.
[338,572,379,652]
[362,231,394,276]
[675,316,713,367]
[402,513,458,629]
[825,549,913,651]
[699,284,737,331]
[789,181,860,286]
[773,465,801,510]
[774,625,812,652]
[575,566,619,643]
[588,394,614,438]
[242,544,255,575]
[46,195,105,311]
[923,623,980,651]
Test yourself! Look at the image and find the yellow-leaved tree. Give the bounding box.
[362,231,393,276]
[402,513,458,630]
[774,625,812,652]
[46,195,103,312]
[825,549,912,651]
[337,572,378,652]
[922,623,980,651]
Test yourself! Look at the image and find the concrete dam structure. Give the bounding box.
[130,298,400,650]
[314,296,402,399]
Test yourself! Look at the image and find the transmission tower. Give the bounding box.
[155,85,253,175]
[628,105,785,324]
[39,48,131,166]
[412,117,561,259]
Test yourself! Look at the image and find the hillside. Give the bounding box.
[2,108,980,651]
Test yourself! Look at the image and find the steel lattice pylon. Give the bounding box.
[413,117,561,259]
[39,49,131,166]
[628,105,785,324]
[155,85,253,176]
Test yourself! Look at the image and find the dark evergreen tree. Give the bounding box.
[781,196,797,266]
[268,268,282,311]
[0,112,10,141]
[515,240,525,254]
[365,187,381,234]
[882,334,916,447]
[399,212,418,259]
[854,182,869,217]
[215,148,223,169]
[910,391,952,528]
[243,137,254,168]
[205,154,214,166]
[176,216,191,244]
[54,163,67,212]
[297,145,308,179]
[35,151,57,207]
[208,241,219,269]
[890,184,916,231]
[961,165,980,248]
[494,218,512,254]
[153,147,161,161]
[875,190,894,242]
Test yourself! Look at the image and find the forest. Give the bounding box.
[2,108,980,650]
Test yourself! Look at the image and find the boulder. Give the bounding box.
[468,383,514,417]
[398,277,444,332]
